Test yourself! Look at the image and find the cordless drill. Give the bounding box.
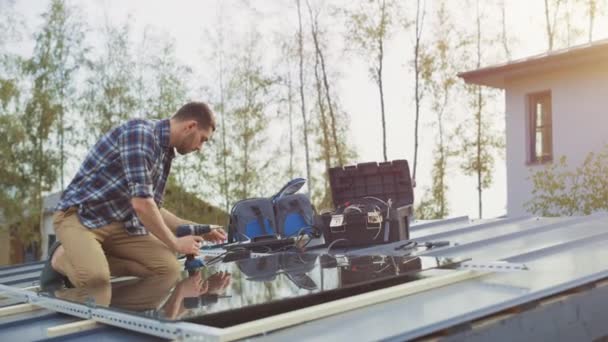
[176,224,211,273]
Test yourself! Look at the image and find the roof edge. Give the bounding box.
[458,38,608,88]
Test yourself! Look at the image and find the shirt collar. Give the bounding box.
[155,119,175,157]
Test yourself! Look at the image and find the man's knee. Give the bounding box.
[158,257,181,277]
[72,267,111,288]
[150,252,181,277]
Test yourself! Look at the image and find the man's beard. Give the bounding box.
[176,133,195,155]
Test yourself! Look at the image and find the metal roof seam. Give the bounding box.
[420,215,606,257]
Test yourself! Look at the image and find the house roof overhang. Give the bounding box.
[458,38,608,89]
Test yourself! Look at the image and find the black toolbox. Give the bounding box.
[318,160,414,247]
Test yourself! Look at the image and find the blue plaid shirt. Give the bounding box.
[57,119,175,236]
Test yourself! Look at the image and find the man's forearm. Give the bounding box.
[159,207,227,244]
[132,197,178,251]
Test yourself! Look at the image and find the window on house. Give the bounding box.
[528,91,552,164]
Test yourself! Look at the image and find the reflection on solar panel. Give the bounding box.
[39,252,465,328]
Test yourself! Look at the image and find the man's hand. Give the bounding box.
[205,225,227,243]
[176,224,227,244]
[205,271,231,294]
[175,235,204,255]
[176,270,208,297]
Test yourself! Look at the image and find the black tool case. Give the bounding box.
[319,160,414,247]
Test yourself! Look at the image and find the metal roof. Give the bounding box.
[458,38,608,88]
[3,214,608,341]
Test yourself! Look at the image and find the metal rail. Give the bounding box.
[0,284,224,341]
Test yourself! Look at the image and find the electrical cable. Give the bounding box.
[327,238,350,256]
[370,214,383,240]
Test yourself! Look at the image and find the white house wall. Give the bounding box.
[505,61,608,216]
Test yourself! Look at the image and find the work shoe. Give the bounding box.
[39,242,73,291]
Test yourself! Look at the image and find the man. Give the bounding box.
[40,101,226,290]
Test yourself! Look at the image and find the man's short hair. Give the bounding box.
[172,102,216,131]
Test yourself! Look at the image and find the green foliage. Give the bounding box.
[142,34,192,119]
[200,8,233,213]
[81,22,138,142]
[525,150,608,216]
[341,0,399,79]
[0,5,28,205]
[0,0,87,248]
[24,0,87,190]
[307,2,357,210]
[0,113,38,243]
[415,1,461,220]
[0,4,37,245]
[415,153,449,220]
[456,0,505,219]
[224,29,275,201]
[457,116,504,189]
[341,0,400,161]
[163,176,228,226]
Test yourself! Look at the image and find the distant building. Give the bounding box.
[40,191,62,259]
[0,191,59,266]
[459,39,608,217]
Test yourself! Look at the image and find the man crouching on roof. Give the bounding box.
[40,101,227,290]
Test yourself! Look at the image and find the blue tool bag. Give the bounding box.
[228,198,277,242]
[228,178,316,242]
[274,194,315,238]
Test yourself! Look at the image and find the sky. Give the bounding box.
[5,0,606,220]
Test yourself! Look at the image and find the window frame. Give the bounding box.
[526,90,553,165]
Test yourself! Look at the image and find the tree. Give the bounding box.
[458,0,504,219]
[411,0,426,183]
[343,0,399,162]
[283,45,297,180]
[305,0,357,208]
[544,0,563,50]
[543,0,593,49]
[0,1,35,242]
[296,0,314,195]
[274,33,299,180]
[226,29,275,200]
[198,1,238,212]
[144,35,192,120]
[25,0,87,191]
[499,0,511,59]
[588,0,597,42]
[415,1,459,219]
[311,31,333,207]
[81,22,138,142]
[0,52,27,224]
[561,0,585,47]
[10,0,86,249]
[586,0,605,42]
[213,2,231,212]
[306,0,344,167]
